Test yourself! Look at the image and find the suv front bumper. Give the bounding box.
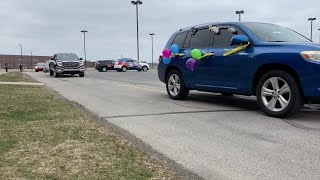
[56,68,85,74]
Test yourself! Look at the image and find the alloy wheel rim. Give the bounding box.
[102,67,107,72]
[168,74,181,96]
[261,77,291,112]
[143,67,147,71]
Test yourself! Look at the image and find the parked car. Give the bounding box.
[34,63,46,72]
[95,60,116,72]
[49,53,85,77]
[158,22,320,118]
[114,58,149,72]
[43,61,49,73]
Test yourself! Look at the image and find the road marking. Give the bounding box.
[103,109,253,119]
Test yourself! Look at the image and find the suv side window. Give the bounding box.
[126,60,133,63]
[172,31,188,48]
[212,27,243,48]
[189,28,213,49]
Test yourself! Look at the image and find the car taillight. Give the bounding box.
[159,55,163,62]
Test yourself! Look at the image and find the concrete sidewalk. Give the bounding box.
[0,82,44,86]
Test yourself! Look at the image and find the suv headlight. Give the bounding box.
[57,62,63,66]
[301,51,320,62]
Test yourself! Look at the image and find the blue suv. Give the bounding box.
[158,22,320,118]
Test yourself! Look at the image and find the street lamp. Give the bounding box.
[149,33,155,69]
[131,0,143,62]
[19,44,23,71]
[81,30,88,68]
[308,18,316,41]
[236,10,244,22]
[318,29,320,43]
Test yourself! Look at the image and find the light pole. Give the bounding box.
[236,10,244,22]
[81,30,88,68]
[19,44,23,71]
[318,29,320,43]
[131,0,143,62]
[149,33,155,69]
[308,18,316,41]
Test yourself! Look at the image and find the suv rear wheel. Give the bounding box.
[256,70,303,118]
[122,66,128,72]
[142,66,148,72]
[166,70,189,100]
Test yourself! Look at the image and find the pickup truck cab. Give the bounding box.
[49,53,85,77]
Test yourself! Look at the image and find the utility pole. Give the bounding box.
[131,0,143,62]
[81,30,88,68]
[149,33,155,69]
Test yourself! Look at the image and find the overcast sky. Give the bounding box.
[0,0,319,62]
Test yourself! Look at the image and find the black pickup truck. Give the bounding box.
[49,53,85,77]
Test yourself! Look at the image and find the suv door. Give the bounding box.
[196,26,251,94]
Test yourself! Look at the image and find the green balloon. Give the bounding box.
[191,49,202,60]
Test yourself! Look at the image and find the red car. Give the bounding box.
[34,63,46,72]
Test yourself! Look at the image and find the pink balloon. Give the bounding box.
[162,49,172,58]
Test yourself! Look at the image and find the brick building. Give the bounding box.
[0,54,51,69]
[0,54,96,69]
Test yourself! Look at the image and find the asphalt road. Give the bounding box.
[27,70,320,180]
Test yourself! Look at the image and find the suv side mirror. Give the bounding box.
[50,58,55,60]
[79,58,83,60]
[231,35,249,45]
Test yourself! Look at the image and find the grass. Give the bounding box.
[0,72,35,82]
[0,73,177,180]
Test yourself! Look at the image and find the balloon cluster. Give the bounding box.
[186,49,214,71]
[162,44,181,65]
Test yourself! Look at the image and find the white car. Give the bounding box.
[114,59,149,72]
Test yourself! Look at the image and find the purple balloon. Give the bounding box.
[186,58,198,71]
[162,49,172,58]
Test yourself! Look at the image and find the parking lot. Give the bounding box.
[27,70,320,179]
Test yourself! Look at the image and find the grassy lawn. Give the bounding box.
[0,72,35,82]
[0,73,177,179]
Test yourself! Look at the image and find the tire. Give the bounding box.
[49,69,53,76]
[166,70,189,100]
[102,67,107,72]
[256,70,303,118]
[142,66,148,72]
[54,69,60,78]
[79,74,84,77]
[121,66,128,72]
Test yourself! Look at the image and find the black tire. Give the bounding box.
[166,70,189,100]
[102,67,108,72]
[256,70,303,118]
[54,70,60,78]
[49,69,53,76]
[79,74,84,77]
[142,66,148,72]
[121,66,128,72]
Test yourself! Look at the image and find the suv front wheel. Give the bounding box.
[256,70,303,118]
[166,70,189,100]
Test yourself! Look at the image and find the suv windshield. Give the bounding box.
[243,22,311,43]
[56,54,79,61]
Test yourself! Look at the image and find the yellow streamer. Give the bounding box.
[223,43,250,56]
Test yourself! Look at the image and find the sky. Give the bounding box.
[0,0,319,62]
